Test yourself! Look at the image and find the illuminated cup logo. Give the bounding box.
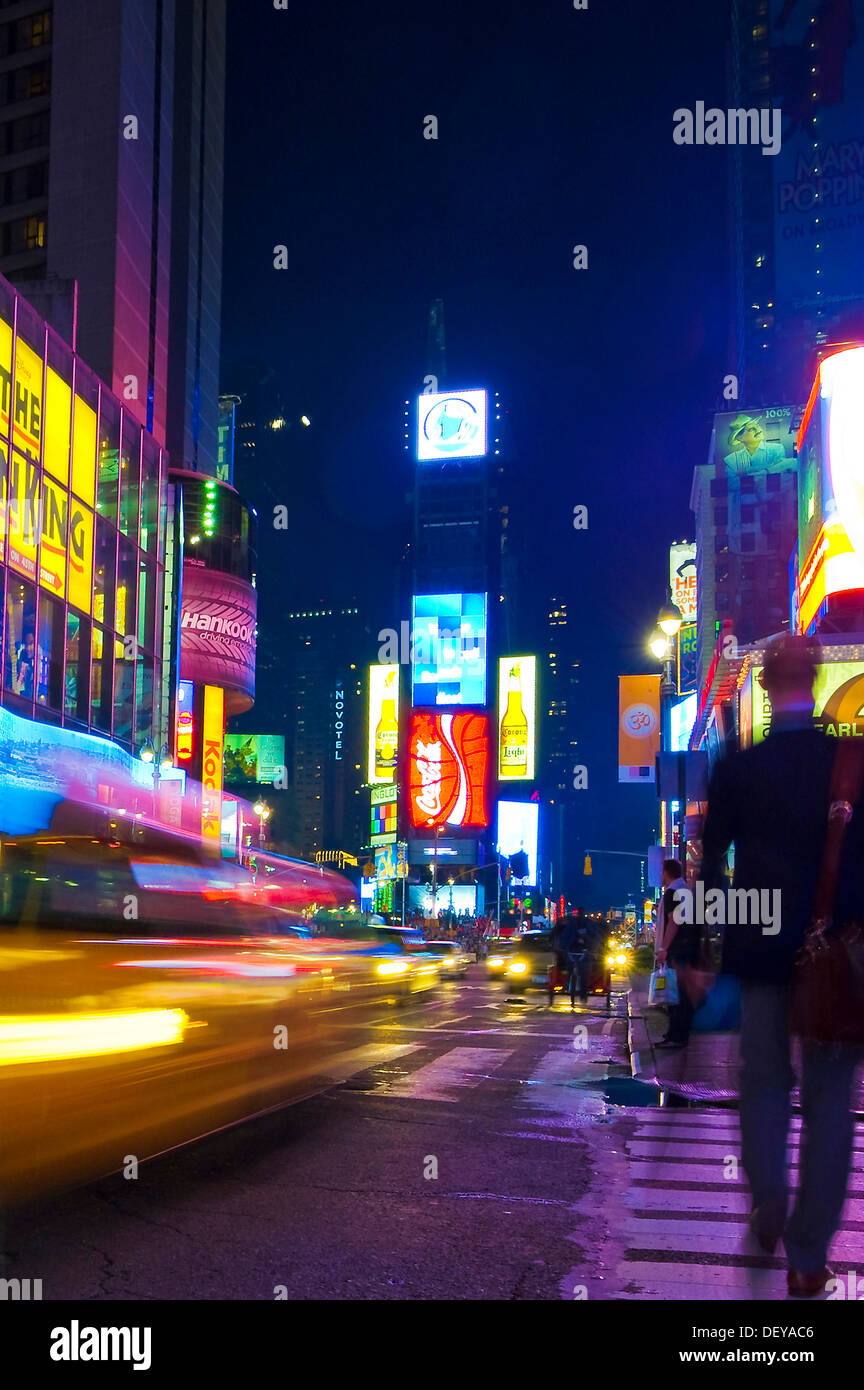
[622,703,657,738]
[423,397,481,453]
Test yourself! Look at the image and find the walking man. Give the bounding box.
[701,635,864,1296]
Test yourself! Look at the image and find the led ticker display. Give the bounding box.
[797,348,864,634]
[496,800,539,885]
[367,664,400,783]
[417,389,487,461]
[407,710,489,830]
[497,656,536,780]
[411,593,486,707]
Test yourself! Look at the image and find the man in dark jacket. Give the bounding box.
[701,634,864,1297]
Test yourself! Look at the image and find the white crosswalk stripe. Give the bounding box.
[380,1046,515,1102]
[617,1108,864,1300]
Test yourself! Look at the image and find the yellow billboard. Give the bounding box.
[744,661,864,746]
[201,685,225,842]
[498,656,536,780]
[368,664,399,783]
[0,305,101,613]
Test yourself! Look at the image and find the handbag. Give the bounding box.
[648,965,678,1007]
[791,738,864,1047]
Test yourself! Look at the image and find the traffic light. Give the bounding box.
[583,854,592,875]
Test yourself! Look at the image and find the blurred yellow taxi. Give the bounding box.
[0,829,421,1203]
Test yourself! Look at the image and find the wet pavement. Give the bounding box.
[4,966,863,1300]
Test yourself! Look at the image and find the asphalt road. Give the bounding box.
[2,967,636,1301]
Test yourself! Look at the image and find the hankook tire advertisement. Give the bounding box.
[179,566,257,707]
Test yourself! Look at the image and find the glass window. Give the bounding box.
[140,435,160,554]
[36,591,62,709]
[113,646,134,746]
[119,414,140,541]
[4,576,36,701]
[90,624,112,732]
[96,392,120,524]
[135,656,154,750]
[741,533,756,553]
[115,537,136,642]
[93,515,116,634]
[137,555,156,655]
[64,610,91,722]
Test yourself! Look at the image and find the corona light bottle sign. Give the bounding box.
[497,656,535,780]
[375,667,399,777]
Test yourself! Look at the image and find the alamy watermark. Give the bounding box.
[672,882,781,936]
[673,103,781,157]
[378,620,485,668]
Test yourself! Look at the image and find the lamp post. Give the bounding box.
[140,741,174,815]
[650,599,683,857]
[253,798,271,848]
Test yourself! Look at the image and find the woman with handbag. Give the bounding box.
[701,635,864,1298]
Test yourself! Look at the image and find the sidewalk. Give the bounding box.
[628,972,738,1102]
[628,972,864,1111]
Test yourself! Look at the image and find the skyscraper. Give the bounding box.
[730,0,864,405]
[0,0,226,473]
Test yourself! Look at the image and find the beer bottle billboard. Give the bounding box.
[499,661,529,777]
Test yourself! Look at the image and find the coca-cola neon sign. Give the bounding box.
[408,711,488,829]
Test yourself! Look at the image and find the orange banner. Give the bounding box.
[618,675,661,783]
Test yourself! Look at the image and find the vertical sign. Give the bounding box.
[201,684,224,842]
[368,663,399,783]
[497,656,536,780]
[618,675,661,784]
[669,543,697,625]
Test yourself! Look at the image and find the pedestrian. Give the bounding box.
[701,634,864,1297]
[654,858,700,1048]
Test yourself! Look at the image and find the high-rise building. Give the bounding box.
[272,606,369,861]
[0,0,226,473]
[729,0,864,405]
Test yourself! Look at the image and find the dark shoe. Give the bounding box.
[656,1038,686,1049]
[748,1201,786,1255]
[788,1266,833,1298]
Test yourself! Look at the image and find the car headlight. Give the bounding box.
[488,956,504,967]
[376,959,410,977]
[616,953,628,965]
[606,954,616,965]
[507,960,528,974]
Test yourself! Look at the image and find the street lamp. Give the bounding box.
[649,600,683,858]
[658,600,683,638]
[253,798,271,847]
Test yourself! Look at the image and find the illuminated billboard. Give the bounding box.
[769,2,864,334]
[618,675,661,783]
[367,664,399,783]
[371,783,398,847]
[711,406,797,476]
[224,734,286,784]
[179,566,257,712]
[497,800,539,884]
[411,593,486,706]
[407,710,489,830]
[797,348,864,634]
[0,280,168,754]
[417,389,487,461]
[742,660,864,748]
[201,685,224,842]
[669,543,697,625]
[497,656,536,780]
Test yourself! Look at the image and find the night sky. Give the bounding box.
[221,0,733,908]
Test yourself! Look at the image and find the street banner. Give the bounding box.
[618,675,661,784]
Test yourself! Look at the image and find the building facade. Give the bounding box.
[0,270,172,754]
[0,0,226,474]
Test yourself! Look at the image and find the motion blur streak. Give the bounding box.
[0,1008,188,1064]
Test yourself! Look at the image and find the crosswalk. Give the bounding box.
[617,1107,864,1300]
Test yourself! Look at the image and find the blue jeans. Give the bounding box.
[740,982,863,1273]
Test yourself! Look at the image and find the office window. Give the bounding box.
[741,504,755,524]
[715,534,729,554]
[741,533,756,553]
[714,506,728,526]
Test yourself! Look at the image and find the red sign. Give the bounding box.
[408,710,488,829]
